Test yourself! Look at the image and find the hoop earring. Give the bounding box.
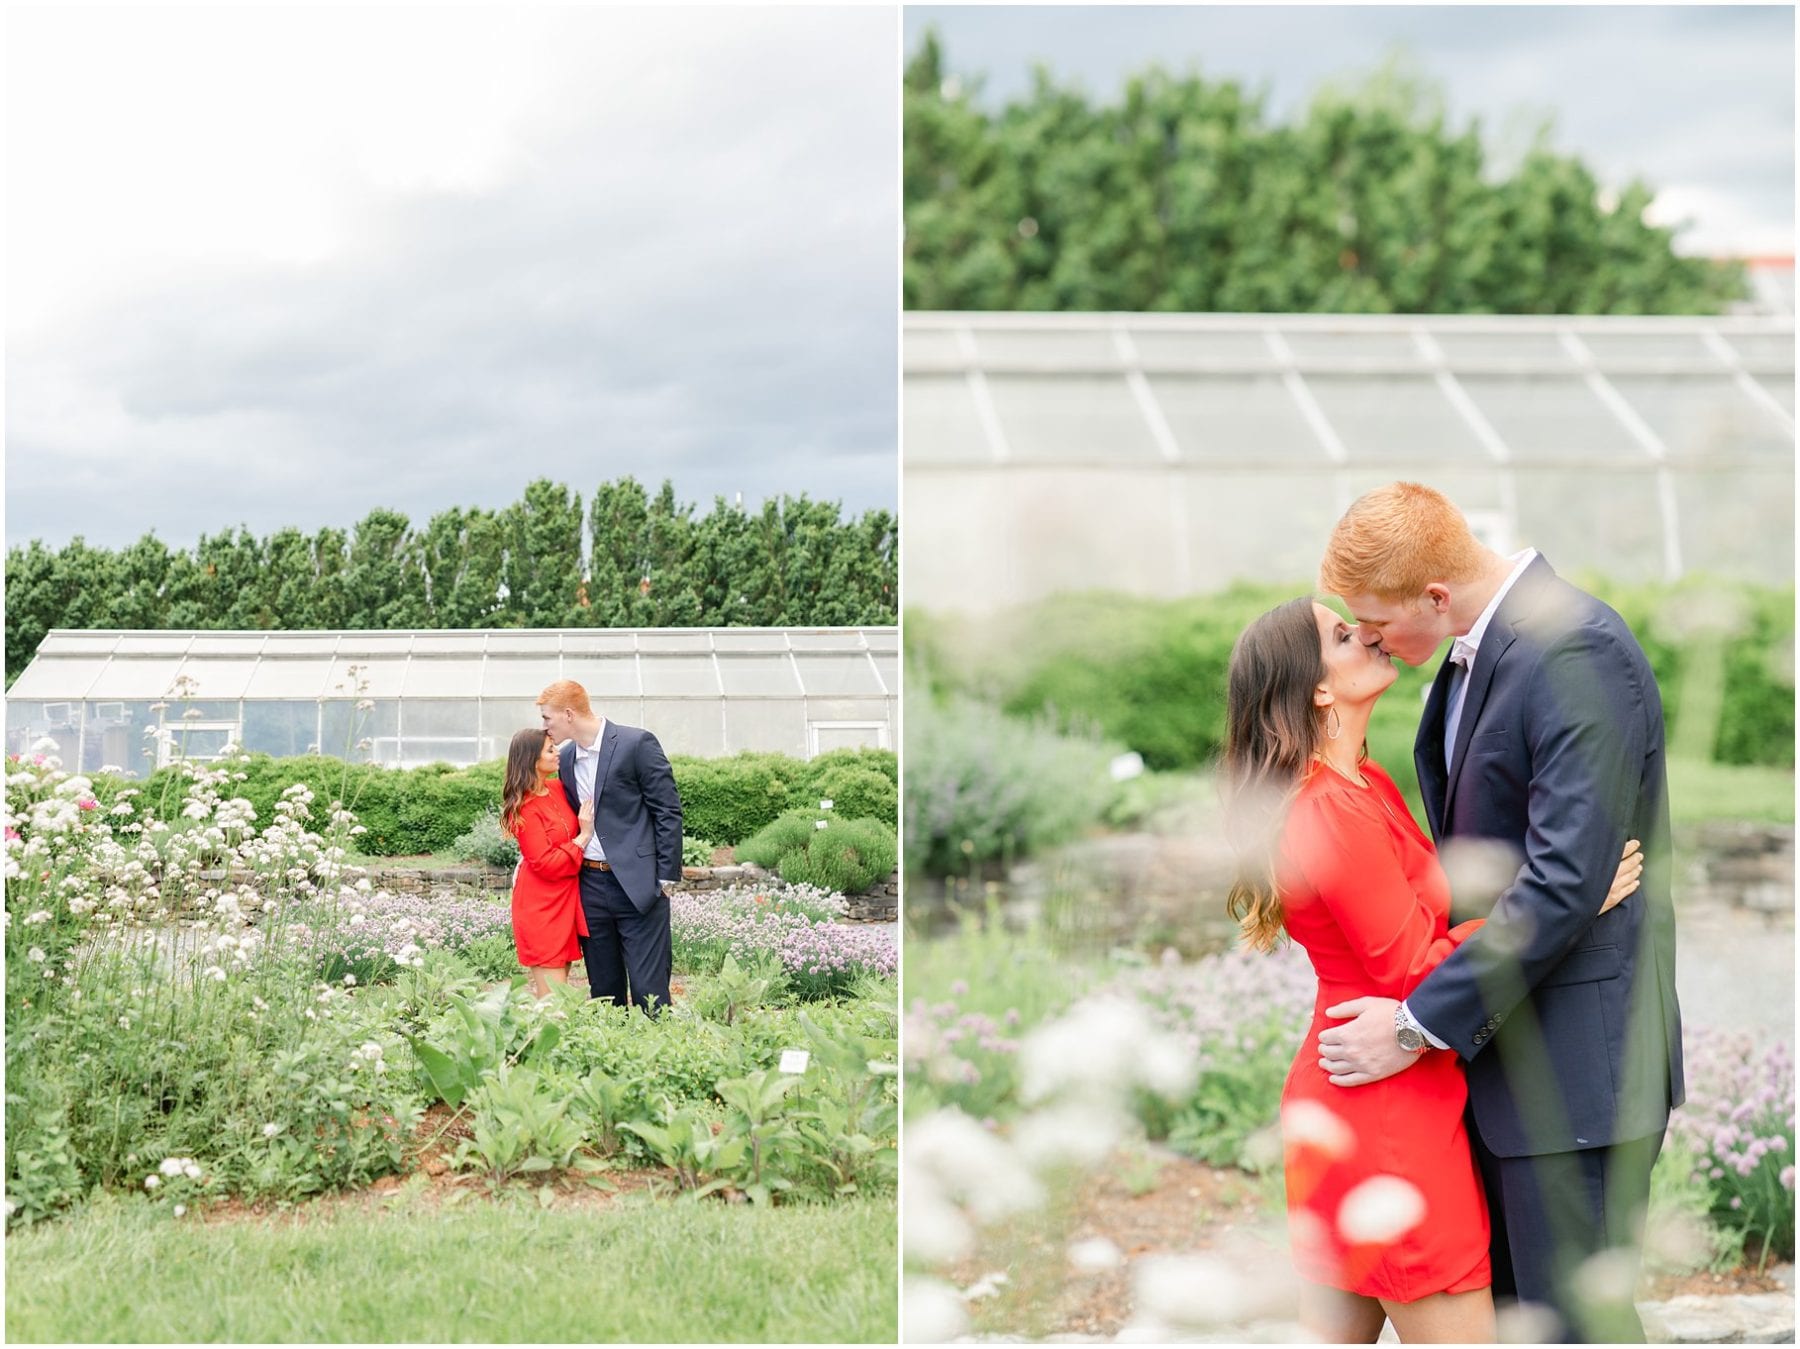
[1325,707,1342,741]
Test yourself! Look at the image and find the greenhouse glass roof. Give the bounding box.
[904,313,1794,609]
[7,627,897,777]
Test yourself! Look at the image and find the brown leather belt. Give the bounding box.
[580,860,612,872]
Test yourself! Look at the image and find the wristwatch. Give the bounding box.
[1394,1004,1428,1054]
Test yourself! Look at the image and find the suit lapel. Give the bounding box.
[1415,656,1456,838]
[1440,555,1556,820]
[593,722,622,810]
[559,742,579,816]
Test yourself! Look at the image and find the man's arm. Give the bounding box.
[638,731,684,891]
[1320,625,1647,1081]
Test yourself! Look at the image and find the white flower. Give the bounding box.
[144,1174,160,1190]
[25,947,45,964]
[819,798,834,811]
[2,1197,16,1218]
[205,966,227,983]
[343,974,357,987]
[1282,1100,1356,1160]
[23,911,51,926]
[1133,1253,1247,1328]
[1068,1237,1125,1273]
[262,1123,281,1138]
[1337,1175,1427,1245]
[902,1278,969,1345]
[182,1161,202,1180]
[159,1158,185,1177]
[172,1204,187,1217]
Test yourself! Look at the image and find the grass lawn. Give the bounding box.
[6,1190,898,1343]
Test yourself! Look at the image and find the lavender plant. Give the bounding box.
[1670,1027,1795,1261]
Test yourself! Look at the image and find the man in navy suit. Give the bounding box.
[537,679,684,1013]
[1314,483,1682,1343]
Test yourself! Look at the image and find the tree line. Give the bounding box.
[904,33,1745,315]
[6,479,897,685]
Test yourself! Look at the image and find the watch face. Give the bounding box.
[1396,1026,1425,1052]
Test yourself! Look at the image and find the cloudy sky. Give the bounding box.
[7,7,898,551]
[906,5,1794,257]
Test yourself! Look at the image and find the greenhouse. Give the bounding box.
[904,312,1795,611]
[5,627,898,777]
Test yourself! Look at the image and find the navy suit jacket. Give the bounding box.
[558,721,684,913]
[1407,555,1684,1158]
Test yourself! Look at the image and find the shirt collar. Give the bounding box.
[1451,549,1537,668]
[572,718,607,757]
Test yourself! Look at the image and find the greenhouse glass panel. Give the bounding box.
[558,632,636,655]
[986,374,1162,462]
[244,659,329,699]
[1512,469,1666,584]
[1431,332,1571,366]
[637,634,713,654]
[806,697,890,726]
[1306,375,1489,462]
[904,328,966,366]
[1609,375,1791,463]
[242,702,320,758]
[161,727,234,763]
[101,634,190,655]
[401,657,486,697]
[403,700,480,739]
[6,657,109,699]
[1718,332,1796,371]
[165,700,241,722]
[1283,331,1428,368]
[479,701,545,760]
[712,632,785,652]
[904,374,993,464]
[794,654,884,696]
[334,635,414,656]
[788,633,866,651]
[320,700,399,758]
[1457,375,1645,464]
[974,328,1121,367]
[260,634,342,655]
[639,700,726,758]
[187,635,263,654]
[1755,376,1794,415]
[1579,332,1720,369]
[808,719,890,754]
[1128,328,1281,368]
[172,659,259,700]
[38,633,120,654]
[409,634,475,654]
[321,657,406,699]
[722,700,809,758]
[6,701,81,758]
[1181,472,1341,588]
[642,656,719,696]
[480,656,566,698]
[561,659,643,699]
[82,701,161,776]
[871,653,898,693]
[384,738,478,769]
[86,658,184,700]
[1150,373,1324,461]
[1674,467,1794,583]
[717,655,801,696]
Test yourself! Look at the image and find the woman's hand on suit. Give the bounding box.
[1600,839,1642,915]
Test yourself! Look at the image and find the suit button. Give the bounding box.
[1473,1032,1485,1043]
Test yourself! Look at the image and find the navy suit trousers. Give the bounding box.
[578,866,672,1014]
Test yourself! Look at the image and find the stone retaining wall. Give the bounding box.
[340,861,901,923]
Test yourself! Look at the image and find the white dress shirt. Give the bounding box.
[1407,548,1537,1052]
[570,718,608,862]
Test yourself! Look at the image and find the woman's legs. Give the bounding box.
[1298,1282,1387,1343]
[524,965,570,998]
[1380,1286,1495,1343]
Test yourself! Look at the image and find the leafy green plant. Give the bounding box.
[690,952,790,1027]
[714,1070,808,1205]
[682,836,718,868]
[621,1103,745,1197]
[406,984,562,1109]
[450,809,521,868]
[738,811,898,893]
[791,1014,899,1197]
[454,1066,595,1183]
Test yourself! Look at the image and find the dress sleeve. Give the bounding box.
[1284,791,1484,998]
[517,799,584,881]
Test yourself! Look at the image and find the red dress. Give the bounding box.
[1275,760,1490,1302]
[511,791,589,967]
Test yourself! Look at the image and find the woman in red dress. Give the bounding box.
[501,728,594,998]
[1223,598,1641,1343]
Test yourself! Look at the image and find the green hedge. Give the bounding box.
[113,746,898,858]
[911,576,1795,774]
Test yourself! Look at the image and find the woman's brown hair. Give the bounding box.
[1222,597,1357,952]
[501,728,554,839]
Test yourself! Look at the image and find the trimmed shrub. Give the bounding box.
[737,810,898,893]
[801,763,898,825]
[735,812,819,871]
[451,809,520,869]
[671,752,810,845]
[904,691,1118,877]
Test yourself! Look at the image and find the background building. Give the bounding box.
[5,626,897,775]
